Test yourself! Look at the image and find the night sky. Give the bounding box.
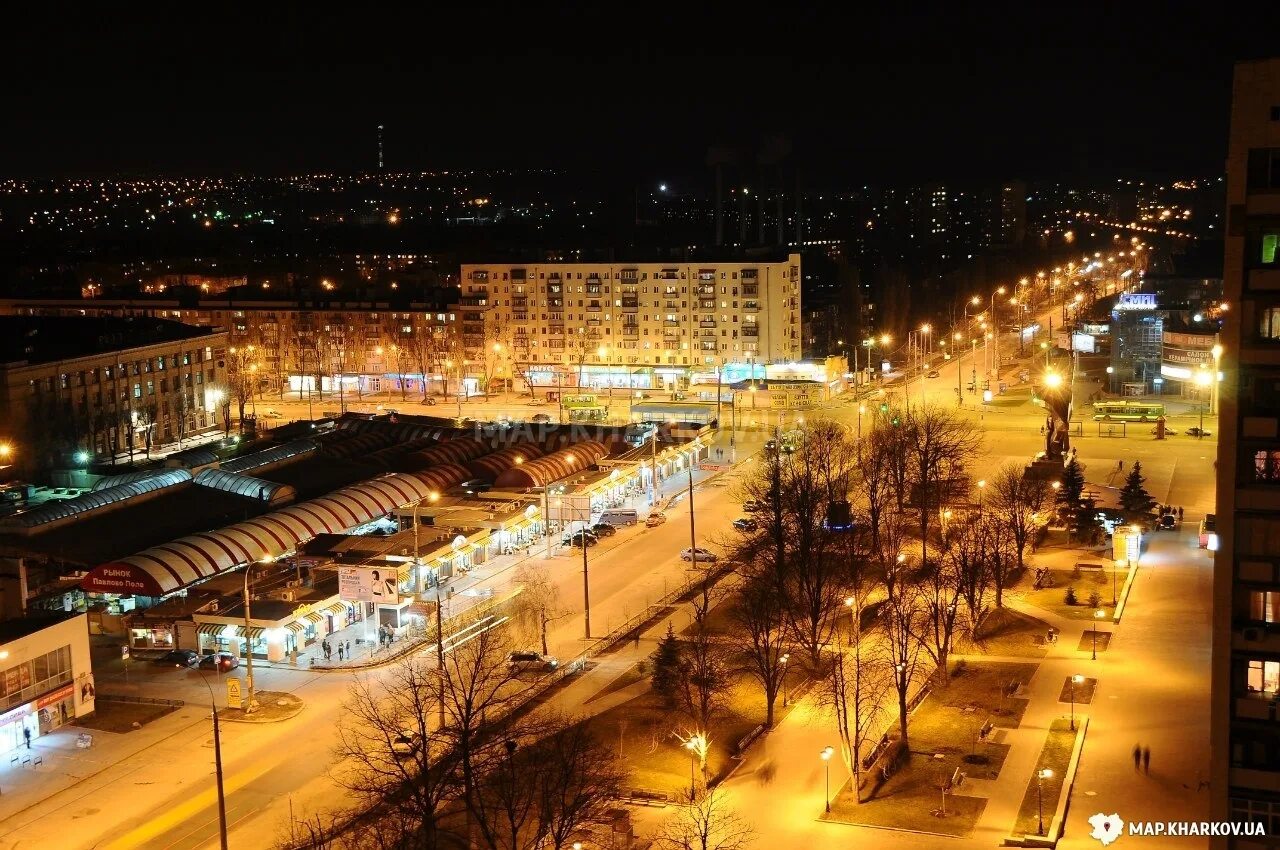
[5,5,1277,182]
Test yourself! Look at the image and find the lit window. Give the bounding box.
[1247,659,1280,694]
[1249,591,1280,624]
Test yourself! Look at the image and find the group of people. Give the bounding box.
[377,623,397,648]
[1133,743,1153,774]
[1157,504,1185,520]
[321,638,352,661]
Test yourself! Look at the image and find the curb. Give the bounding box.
[1002,715,1090,848]
[1112,560,1139,624]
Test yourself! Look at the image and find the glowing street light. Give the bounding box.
[1070,674,1083,730]
[1037,768,1054,834]
[821,746,835,812]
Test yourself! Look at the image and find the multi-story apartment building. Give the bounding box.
[1213,58,1280,845]
[0,316,227,469]
[0,299,458,401]
[457,255,801,392]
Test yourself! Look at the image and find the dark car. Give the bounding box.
[563,530,599,548]
[421,397,436,406]
[1158,513,1178,531]
[590,523,618,537]
[1186,427,1211,437]
[926,370,940,378]
[199,652,240,672]
[152,649,199,668]
[531,413,553,423]
[763,439,778,453]
[732,517,758,532]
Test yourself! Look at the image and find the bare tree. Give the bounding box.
[512,562,563,656]
[826,632,890,803]
[654,787,755,850]
[903,405,980,574]
[987,462,1049,573]
[912,526,968,685]
[334,656,461,847]
[674,609,729,733]
[728,569,789,729]
[532,719,626,850]
[948,514,996,635]
[853,423,899,555]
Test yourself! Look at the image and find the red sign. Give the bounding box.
[36,684,73,710]
[81,564,166,596]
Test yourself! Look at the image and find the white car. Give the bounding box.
[680,547,718,563]
[506,650,559,672]
[391,730,421,758]
[645,512,667,527]
[263,409,283,419]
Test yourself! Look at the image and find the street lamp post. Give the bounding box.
[990,286,1007,380]
[1106,365,1115,395]
[195,670,230,850]
[1037,768,1054,834]
[1196,369,1212,438]
[780,653,790,707]
[1070,674,1083,731]
[821,746,835,813]
[242,559,270,714]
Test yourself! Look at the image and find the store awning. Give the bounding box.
[286,621,307,634]
[304,612,325,624]
[196,623,227,636]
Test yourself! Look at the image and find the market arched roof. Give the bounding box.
[91,469,175,492]
[1,469,193,534]
[219,439,318,474]
[81,471,444,597]
[321,432,393,459]
[401,438,490,471]
[492,442,608,490]
[194,469,297,506]
[466,444,544,482]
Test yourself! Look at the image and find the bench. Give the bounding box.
[1006,680,1022,697]
[32,755,42,767]
[1076,561,1106,574]
[621,788,669,807]
[946,766,966,791]
[978,719,995,741]
[733,724,765,758]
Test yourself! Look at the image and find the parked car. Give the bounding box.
[263,409,283,419]
[1151,426,1179,436]
[926,370,940,378]
[680,547,718,562]
[742,499,765,513]
[599,508,639,526]
[199,652,240,671]
[763,439,778,453]
[1186,427,1211,437]
[645,512,667,527]
[563,530,599,548]
[732,517,758,532]
[391,730,422,758]
[590,522,618,537]
[1158,513,1178,531]
[506,650,559,672]
[527,397,548,407]
[152,649,199,668]
[531,413,553,423]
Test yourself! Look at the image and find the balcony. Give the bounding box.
[511,313,529,322]
[741,269,758,280]
[699,300,715,310]
[587,302,602,312]
[622,326,640,337]
[459,296,488,307]
[742,326,759,337]
[1249,268,1280,293]
[657,270,679,280]
[664,319,681,327]
[586,285,603,296]
[699,319,717,328]
[696,284,715,296]
[620,298,639,310]
[742,284,759,297]
[548,299,564,309]
[547,312,565,323]
[743,301,760,312]
[699,341,716,352]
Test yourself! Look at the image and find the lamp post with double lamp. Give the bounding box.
[242,556,273,714]
[1069,674,1083,730]
[1212,343,1223,415]
[1092,609,1105,660]
[1037,768,1054,834]
[989,286,1007,379]
[821,746,835,812]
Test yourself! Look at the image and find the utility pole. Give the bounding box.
[242,563,260,714]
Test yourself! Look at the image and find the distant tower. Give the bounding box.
[377,124,384,171]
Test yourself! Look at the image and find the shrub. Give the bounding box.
[1088,590,1102,608]
[1064,586,1078,606]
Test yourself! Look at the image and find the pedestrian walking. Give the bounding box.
[337,644,344,661]
[1179,506,1184,520]
[346,640,351,657]
[1133,744,1141,771]
[23,726,31,749]
[1142,746,1151,774]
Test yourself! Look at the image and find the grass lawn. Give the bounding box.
[826,660,1038,837]
[584,662,648,705]
[584,671,765,797]
[1076,630,1112,654]
[954,607,1051,658]
[74,698,177,732]
[1013,719,1078,837]
[1057,676,1097,705]
[1020,568,1120,620]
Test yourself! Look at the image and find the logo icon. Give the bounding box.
[1089,812,1124,846]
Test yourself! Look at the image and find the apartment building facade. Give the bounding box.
[1213,57,1280,846]
[0,316,227,469]
[458,255,801,392]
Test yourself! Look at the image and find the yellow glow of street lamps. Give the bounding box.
[1044,372,1063,389]
[1195,370,1212,388]
[1212,344,1223,358]
[821,746,834,761]
[970,296,981,306]
[880,334,892,345]
[0,444,11,459]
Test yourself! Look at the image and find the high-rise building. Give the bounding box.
[457,256,801,393]
[1212,57,1280,845]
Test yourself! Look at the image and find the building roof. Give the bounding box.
[0,316,221,367]
[0,613,81,645]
